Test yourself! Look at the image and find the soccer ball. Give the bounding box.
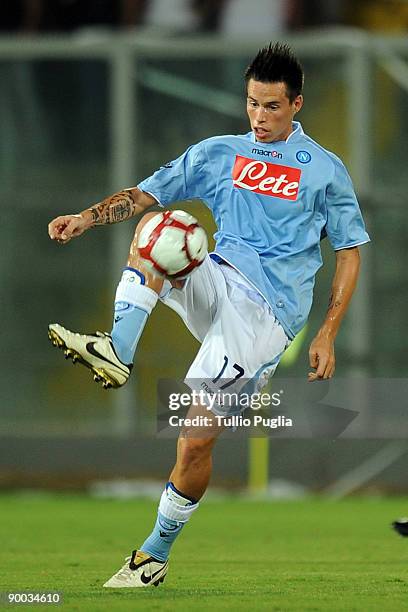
[137,210,208,278]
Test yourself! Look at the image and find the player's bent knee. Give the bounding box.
[127,212,164,289]
[133,211,162,241]
[130,211,162,254]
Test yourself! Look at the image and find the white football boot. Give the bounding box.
[48,323,131,389]
[103,550,168,588]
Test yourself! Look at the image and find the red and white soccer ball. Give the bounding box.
[137,210,208,278]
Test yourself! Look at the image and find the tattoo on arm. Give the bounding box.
[89,190,137,225]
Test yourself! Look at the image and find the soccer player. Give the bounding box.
[48,43,370,587]
[393,519,408,537]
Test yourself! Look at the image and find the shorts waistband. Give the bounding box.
[219,265,268,309]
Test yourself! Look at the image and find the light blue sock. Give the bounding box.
[110,267,158,364]
[140,482,199,561]
[111,303,148,364]
[140,511,185,562]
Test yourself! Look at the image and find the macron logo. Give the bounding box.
[232,155,301,201]
[252,147,282,159]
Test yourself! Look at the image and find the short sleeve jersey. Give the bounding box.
[138,122,370,338]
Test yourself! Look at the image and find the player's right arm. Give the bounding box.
[48,187,156,244]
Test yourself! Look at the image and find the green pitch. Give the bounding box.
[1,494,408,611]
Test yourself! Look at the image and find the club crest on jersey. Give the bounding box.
[232,155,301,201]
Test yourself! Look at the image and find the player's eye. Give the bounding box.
[248,101,258,108]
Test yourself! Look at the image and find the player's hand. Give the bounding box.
[48,214,90,244]
[308,334,335,381]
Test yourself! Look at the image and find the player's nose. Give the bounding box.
[254,107,267,123]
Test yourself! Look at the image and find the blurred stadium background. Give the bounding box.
[1,0,408,497]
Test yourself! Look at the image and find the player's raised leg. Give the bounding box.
[109,212,163,365]
[48,212,163,388]
[104,402,225,588]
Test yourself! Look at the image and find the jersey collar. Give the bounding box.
[286,121,304,144]
[250,121,304,145]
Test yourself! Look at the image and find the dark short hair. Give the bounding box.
[244,42,304,102]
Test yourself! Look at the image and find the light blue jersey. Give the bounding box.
[138,122,370,339]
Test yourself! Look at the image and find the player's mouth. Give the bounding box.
[254,127,270,140]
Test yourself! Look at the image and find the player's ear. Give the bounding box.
[293,95,303,114]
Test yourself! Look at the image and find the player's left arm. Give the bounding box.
[308,246,360,381]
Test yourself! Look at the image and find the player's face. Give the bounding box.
[246,79,303,143]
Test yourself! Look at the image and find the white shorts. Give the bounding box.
[159,256,289,416]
